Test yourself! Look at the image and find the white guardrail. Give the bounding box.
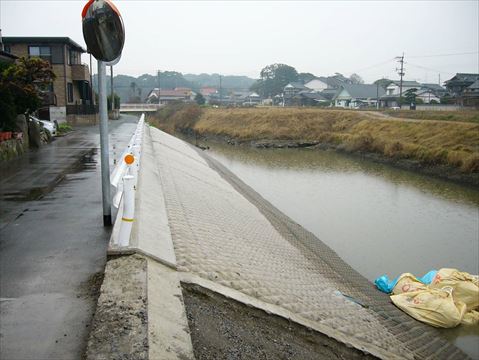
[110,113,145,247]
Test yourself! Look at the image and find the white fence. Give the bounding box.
[415,104,462,111]
[110,113,145,247]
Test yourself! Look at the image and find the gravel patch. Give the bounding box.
[182,283,377,360]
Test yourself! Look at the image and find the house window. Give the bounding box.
[67,83,74,103]
[29,46,52,62]
[68,50,81,65]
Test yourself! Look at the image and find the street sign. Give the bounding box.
[82,0,125,62]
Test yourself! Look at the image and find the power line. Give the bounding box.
[408,51,478,58]
[405,62,455,75]
[349,58,396,74]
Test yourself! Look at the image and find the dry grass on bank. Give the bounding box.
[382,109,479,123]
[150,106,479,173]
[195,108,479,172]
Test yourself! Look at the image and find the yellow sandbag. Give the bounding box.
[392,273,428,295]
[429,268,479,311]
[462,309,479,326]
[391,287,467,328]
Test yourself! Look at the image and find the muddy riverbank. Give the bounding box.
[183,131,479,188]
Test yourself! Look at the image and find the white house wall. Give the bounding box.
[304,79,328,92]
[417,92,441,103]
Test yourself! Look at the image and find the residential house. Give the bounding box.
[146,88,194,104]
[243,92,261,106]
[444,73,479,106]
[444,73,479,97]
[462,79,479,107]
[380,80,421,108]
[283,82,309,105]
[334,84,385,108]
[284,82,308,97]
[3,37,93,122]
[0,49,17,63]
[319,74,353,89]
[200,87,217,97]
[292,91,330,106]
[416,89,441,104]
[304,78,329,92]
[420,83,446,97]
[229,91,250,106]
[318,88,338,101]
[0,31,17,63]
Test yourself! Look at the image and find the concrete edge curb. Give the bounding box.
[107,247,177,270]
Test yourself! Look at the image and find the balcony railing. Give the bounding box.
[71,63,90,81]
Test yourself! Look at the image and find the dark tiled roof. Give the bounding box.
[319,88,339,100]
[420,83,445,91]
[390,80,421,87]
[3,37,86,52]
[445,73,479,84]
[467,79,479,90]
[300,92,328,101]
[336,84,386,99]
[318,76,351,88]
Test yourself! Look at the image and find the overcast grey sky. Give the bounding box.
[1,0,478,83]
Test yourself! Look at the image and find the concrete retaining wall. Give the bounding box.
[0,138,28,162]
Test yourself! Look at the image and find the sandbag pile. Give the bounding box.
[375,268,479,328]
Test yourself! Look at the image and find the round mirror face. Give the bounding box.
[82,0,125,62]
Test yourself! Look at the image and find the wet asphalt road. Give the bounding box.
[0,114,139,360]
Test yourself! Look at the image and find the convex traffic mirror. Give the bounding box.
[82,0,125,62]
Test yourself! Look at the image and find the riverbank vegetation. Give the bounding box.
[381,109,479,123]
[149,104,479,176]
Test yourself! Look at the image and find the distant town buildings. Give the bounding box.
[146,88,195,104]
[123,71,479,109]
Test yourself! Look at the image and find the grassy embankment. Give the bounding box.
[149,104,479,175]
[381,109,479,123]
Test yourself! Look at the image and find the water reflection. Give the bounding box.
[198,140,479,279]
[204,143,479,208]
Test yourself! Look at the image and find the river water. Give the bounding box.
[199,141,479,358]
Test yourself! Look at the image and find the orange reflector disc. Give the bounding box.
[124,154,135,165]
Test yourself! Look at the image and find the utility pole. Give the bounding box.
[219,75,222,107]
[157,70,161,105]
[438,73,441,86]
[396,53,405,108]
[376,82,379,109]
[110,66,114,111]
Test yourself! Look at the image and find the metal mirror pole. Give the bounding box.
[98,60,112,226]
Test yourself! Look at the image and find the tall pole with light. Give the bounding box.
[82,0,125,226]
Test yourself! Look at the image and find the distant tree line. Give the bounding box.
[93,71,256,103]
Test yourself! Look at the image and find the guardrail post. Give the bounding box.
[117,175,135,247]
